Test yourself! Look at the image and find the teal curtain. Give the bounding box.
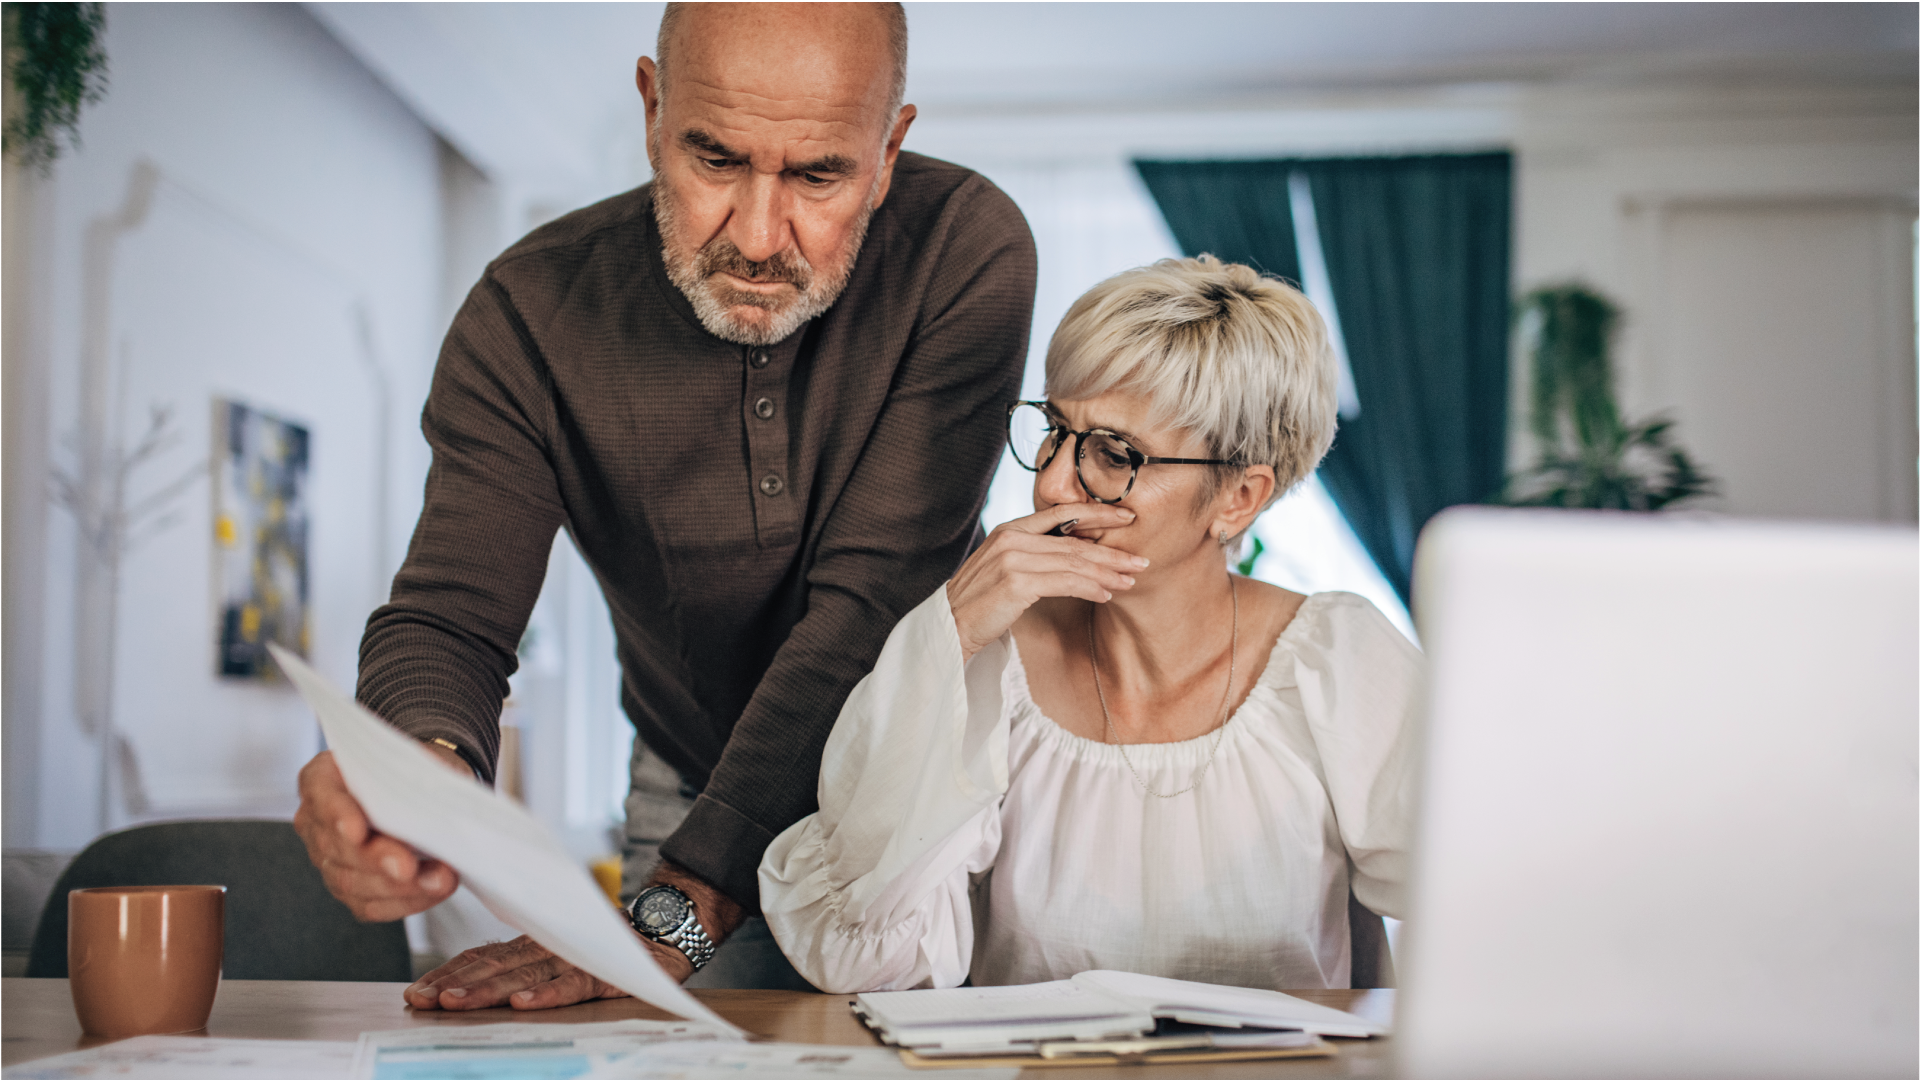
[1136,153,1512,603]
[1132,161,1303,282]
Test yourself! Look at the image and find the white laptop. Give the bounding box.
[1395,508,1917,1080]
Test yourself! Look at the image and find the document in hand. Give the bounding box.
[854,969,1386,1054]
[269,645,741,1035]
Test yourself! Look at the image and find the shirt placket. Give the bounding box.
[742,342,799,547]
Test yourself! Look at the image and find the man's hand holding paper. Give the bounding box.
[270,644,741,1034]
[292,751,461,924]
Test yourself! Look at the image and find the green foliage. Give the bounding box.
[3,2,108,171]
[1501,284,1715,512]
[1234,535,1264,577]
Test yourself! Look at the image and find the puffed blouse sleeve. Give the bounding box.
[758,586,1009,993]
[1286,593,1424,921]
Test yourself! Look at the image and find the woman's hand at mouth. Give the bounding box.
[945,503,1149,663]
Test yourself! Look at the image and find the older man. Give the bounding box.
[291,2,1034,1005]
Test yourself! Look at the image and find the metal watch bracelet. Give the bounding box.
[626,885,718,972]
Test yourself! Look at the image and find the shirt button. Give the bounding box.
[754,397,776,420]
[758,474,785,496]
[750,348,771,369]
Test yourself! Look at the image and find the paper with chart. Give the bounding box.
[352,1021,721,1079]
[269,644,741,1035]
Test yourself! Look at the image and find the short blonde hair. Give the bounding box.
[1045,255,1338,509]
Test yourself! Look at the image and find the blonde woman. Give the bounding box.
[758,256,1420,994]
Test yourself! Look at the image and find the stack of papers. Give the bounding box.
[856,969,1382,1061]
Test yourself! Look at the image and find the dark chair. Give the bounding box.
[1349,892,1397,989]
[26,820,410,981]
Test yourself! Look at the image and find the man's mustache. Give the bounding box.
[696,239,814,306]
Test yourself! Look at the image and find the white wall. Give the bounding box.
[1515,83,1917,521]
[2,3,443,847]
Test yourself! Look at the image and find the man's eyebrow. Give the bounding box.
[791,153,857,175]
[679,129,740,159]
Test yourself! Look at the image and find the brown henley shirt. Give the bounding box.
[356,152,1036,910]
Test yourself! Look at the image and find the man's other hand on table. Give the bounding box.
[403,861,744,1009]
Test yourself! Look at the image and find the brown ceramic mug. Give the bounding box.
[68,885,225,1037]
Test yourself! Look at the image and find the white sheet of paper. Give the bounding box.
[352,1022,1007,1079]
[612,1042,1020,1078]
[1075,969,1388,1036]
[270,644,741,1035]
[857,980,1139,1027]
[2,1036,356,1079]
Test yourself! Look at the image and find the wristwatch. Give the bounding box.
[626,884,717,972]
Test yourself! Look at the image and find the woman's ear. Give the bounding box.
[1212,465,1277,542]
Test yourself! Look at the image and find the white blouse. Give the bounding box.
[758,587,1422,995]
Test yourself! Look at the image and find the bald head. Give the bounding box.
[635,2,918,345]
[655,3,908,126]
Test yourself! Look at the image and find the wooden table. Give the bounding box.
[1,978,1395,1077]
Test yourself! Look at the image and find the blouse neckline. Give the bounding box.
[1004,591,1332,761]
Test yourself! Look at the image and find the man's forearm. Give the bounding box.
[645,859,747,946]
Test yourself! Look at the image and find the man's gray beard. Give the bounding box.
[654,174,874,347]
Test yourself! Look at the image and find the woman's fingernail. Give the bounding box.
[1121,576,1135,586]
[1133,556,1150,568]
[1121,509,1136,520]
[1101,591,1113,601]
[446,988,467,998]
[514,991,534,1003]
[382,856,406,880]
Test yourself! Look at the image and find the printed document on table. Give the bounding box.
[2,1036,356,1079]
[352,1021,728,1079]
[270,644,740,1034]
[353,1022,1018,1080]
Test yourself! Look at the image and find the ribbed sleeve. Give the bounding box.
[357,278,567,782]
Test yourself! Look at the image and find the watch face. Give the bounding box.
[636,888,689,934]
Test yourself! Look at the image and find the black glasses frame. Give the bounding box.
[1005,400,1243,505]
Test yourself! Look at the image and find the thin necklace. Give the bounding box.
[1089,575,1238,799]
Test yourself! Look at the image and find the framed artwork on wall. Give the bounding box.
[212,398,310,679]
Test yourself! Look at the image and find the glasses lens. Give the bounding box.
[1079,431,1138,501]
[1007,404,1060,471]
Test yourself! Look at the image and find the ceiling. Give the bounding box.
[306,2,1917,200]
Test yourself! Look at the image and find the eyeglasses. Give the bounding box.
[1005,400,1242,504]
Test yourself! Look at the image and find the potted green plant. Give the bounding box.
[1500,285,1714,510]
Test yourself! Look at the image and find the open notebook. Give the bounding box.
[855,969,1384,1057]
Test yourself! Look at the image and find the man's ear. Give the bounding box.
[869,104,917,210]
[1213,465,1277,542]
[636,57,662,172]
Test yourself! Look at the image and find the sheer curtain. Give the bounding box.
[970,161,1413,639]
